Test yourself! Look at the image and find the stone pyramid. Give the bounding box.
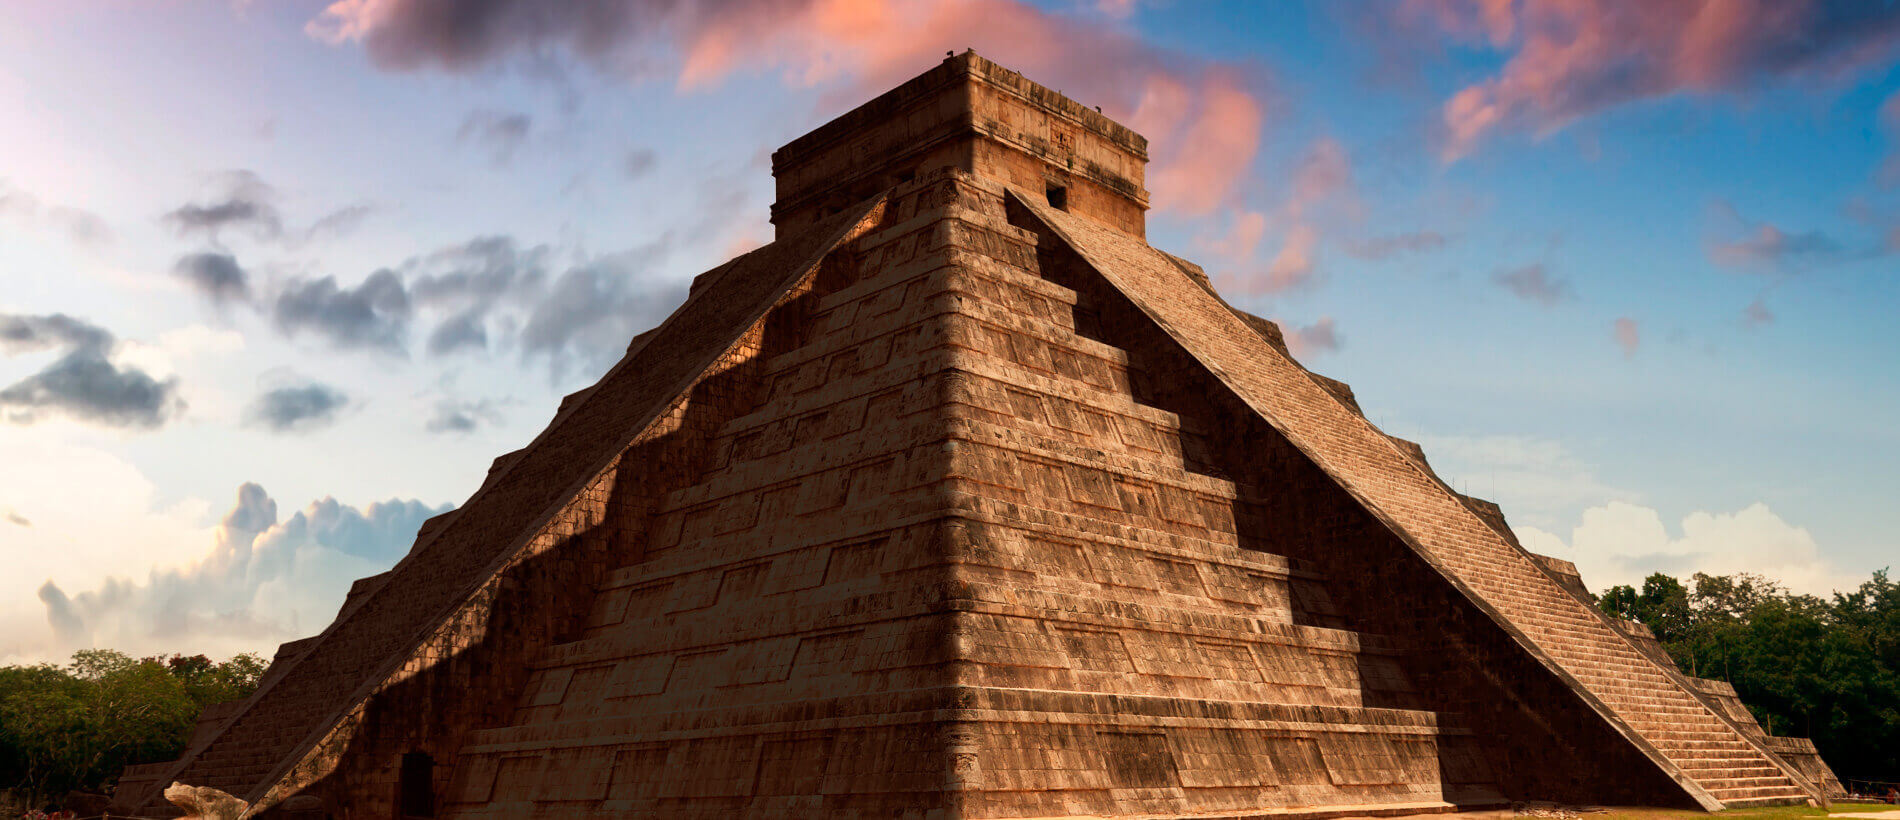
[116,53,1828,820]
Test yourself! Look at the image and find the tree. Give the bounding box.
[1598,568,1900,784]
[0,650,265,806]
[1600,573,1692,643]
[1599,583,1639,621]
[0,662,89,804]
[1691,572,1784,621]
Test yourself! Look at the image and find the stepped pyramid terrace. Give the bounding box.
[114,52,1840,820]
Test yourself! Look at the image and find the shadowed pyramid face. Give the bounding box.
[117,53,1824,820]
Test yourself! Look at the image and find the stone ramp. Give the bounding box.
[1608,618,1847,800]
[116,198,891,817]
[1010,190,1816,811]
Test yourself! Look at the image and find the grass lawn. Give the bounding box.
[1575,803,1897,820]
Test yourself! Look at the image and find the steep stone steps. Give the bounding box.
[1007,198,1820,811]
[984,318,1754,783]
[1420,568,1809,807]
[1721,792,1816,808]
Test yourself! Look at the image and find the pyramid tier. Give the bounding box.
[1008,186,1818,810]
[121,148,1822,817]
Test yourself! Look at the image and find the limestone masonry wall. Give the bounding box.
[1010,189,1819,810]
[124,53,1829,820]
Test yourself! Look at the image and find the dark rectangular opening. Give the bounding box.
[1045,183,1068,210]
[400,752,435,817]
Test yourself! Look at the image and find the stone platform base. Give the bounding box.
[1015,800,1512,820]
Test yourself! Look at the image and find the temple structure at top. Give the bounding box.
[770,53,1149,239]
[116,51,1837,820]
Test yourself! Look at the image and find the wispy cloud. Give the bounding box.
[1709,225,1842,268]
[1201,137,1358,295]
[425,397,505,434]
[163,170,283,243]
[306,0,1273,215]
[1881,90,1900,187]
[408,235,553,356]
[457,109,533,167]
[0,180,112,247]
[272,270,414,354]
[518,239,683,383]
[1283,315,1341,358]
[1743,298,1775,328]
[1342,231,1448,260]
[1414,432,1638,531]
[621,147,658,180]
[1613,316,1640,358]
[32,482,448,658]
[1283,136,1360,222]
[0,313,184,429]
[1706,200,1852,271]
[1492,263,1572,306]
[244,381,350,433]
[1517,500,1858,596]
[1400,0,1900,160]
[171,251,254,308]
[1261,224,1320,294]
[192,230,685,384]
[162,171,374,250]
[304,203,376,242]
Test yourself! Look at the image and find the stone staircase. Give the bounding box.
[923,202,1509,814]
[1009,190,1816,810]
[1459,563,1810,806]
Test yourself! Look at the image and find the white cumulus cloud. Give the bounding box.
[1414,433,1636,532]
[8,473,447,664]
[1516,500,1858,597]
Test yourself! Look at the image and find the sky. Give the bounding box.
[2,0,1897,664]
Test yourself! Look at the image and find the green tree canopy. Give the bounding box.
[1600,568,1900,784]
[0,650,264,806]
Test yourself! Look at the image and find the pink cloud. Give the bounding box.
[1708,223,1841,268]
[677,1,1271,215]
[1198,137,1361,297]
[1284,136,1359,221]
[1493,263,1572,307]
[306,0,665,72]
[1705,200,1844,270]
[1198,210,1269,262]
[1743,298,1774,327]
[1217,223,1320,297]
[1263,224,1318,293]
[1613,316,1640,358]
[1418,0,1900,160]
[1095,0,1138,20]
[1342,231,1448,260]
[1284,315,1341,358]
[1400,0,1517,45]
[1846,195,1900,251]
[1881,90,1900,187]
[309,0,1271,216]
[1135,71,1267,215]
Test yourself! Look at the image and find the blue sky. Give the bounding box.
[2,0,1896,662]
